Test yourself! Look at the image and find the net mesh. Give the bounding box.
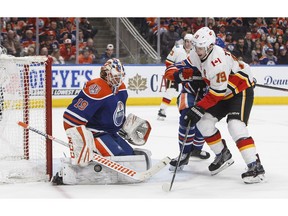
[0,55,51,183]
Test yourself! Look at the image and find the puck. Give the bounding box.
[94,164,102,172]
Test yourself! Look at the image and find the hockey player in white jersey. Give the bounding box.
[158,34,194,121]
[165,27,265,184]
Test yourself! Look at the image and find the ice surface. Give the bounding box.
[1,105,287,215]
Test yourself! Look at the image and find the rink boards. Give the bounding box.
[48,64,288,107]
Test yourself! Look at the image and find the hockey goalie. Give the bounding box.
[52,58,154,185]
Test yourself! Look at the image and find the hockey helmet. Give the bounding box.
[101,58,125,90]
[193,27,216,59]
[184,33,193,41]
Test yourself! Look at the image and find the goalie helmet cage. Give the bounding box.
[0,55,52,183]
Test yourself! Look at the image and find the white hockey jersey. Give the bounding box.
[165,44,191,66]
[187,45,254,110]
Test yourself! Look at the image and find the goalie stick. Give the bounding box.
[256,84,288,92]
[17,121,171,182]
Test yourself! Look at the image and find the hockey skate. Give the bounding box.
[51,172,64,185]
[242,156,265,184]
[169,152,191,171]
[190,149,210,159]
[157,109,166,121]
[209,140,234,175]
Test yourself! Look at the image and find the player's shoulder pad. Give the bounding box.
[210,46,226,66]
[82,78,113,99]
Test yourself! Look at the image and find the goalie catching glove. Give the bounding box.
[119,113,152,146]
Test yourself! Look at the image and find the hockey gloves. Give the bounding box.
[178,68,194,81]
[184,106,205,125]
[118,128,134,144]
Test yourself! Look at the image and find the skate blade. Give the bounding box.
[169,165,184,171]
[157,116,166,121]
[243,174,266,184]
[210,158,234,176]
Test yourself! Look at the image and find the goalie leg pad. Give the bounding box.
[133,148,152,169]
[65,125,95,167]
[61,155,148,185]
[121,113,152,146]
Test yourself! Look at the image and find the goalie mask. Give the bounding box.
[100,58,125,93]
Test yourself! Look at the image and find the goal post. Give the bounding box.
[0,54,53,183]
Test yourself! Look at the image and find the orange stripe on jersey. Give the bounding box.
[209,88,226,97]
[165,59,174,67]
[236,137,255,151]
[63,121,73,130]
[205,131,222,145]
[178,93,188,110]
[197,91,224,110]
[83,78,126,100]
[83,78,111,99]
[63,113,86,125]
[94,138,111,157]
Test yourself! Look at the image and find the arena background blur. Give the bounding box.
[1,1,287,216]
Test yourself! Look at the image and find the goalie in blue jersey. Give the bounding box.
[52,58,153,185]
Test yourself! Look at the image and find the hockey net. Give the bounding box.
[0,54,52,183]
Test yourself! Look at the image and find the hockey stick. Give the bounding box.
[163,88,201,192]
[162,120,191,192]
[256,84,288,92]
[17,121,171,182]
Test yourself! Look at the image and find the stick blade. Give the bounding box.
[17,121,28,128]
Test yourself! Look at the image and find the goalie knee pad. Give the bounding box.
[65,125,95,167]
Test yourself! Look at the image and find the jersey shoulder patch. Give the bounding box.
[83,78,112,99]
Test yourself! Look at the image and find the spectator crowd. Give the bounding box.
[0,17,98,64]
[135,17,288,64]
[1,17,288,65]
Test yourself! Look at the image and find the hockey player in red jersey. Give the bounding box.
[165,27,265,184]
